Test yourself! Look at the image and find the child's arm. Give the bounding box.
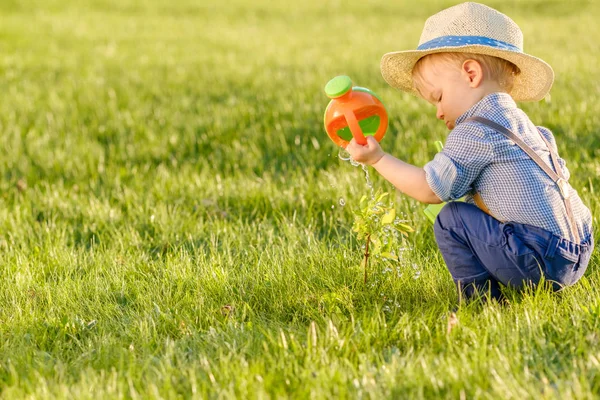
[373,153,442,204]
[346,137,442,204]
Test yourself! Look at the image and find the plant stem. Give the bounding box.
[364,233,371,285]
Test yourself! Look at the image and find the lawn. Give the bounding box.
[0,0,599,398]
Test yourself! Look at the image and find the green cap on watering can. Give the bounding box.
[324,75,353,98]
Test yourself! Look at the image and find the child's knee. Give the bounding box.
[433,202,460,232]
[434,201,484,232]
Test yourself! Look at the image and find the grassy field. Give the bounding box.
[0,0,599,398]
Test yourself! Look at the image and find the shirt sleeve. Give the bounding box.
[424,123,494,202]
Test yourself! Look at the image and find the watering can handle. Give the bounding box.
[343,109,367,146]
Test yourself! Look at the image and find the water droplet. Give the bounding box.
[338,148,352,161]
[361,164,375,198]
[336,149,374,199]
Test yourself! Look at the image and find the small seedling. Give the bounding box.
[352,190,414,284]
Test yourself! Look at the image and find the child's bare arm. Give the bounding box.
[346,137,442,204]
[373,153,442,204]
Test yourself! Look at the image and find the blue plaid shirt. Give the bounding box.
[424,92,592,243]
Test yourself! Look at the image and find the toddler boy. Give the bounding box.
[346,2,594,301]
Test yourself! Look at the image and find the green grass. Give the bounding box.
[0,0,599,398]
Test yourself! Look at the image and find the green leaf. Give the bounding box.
[377,192,389,202]
[398,223,414,232]
[381,209,396,225]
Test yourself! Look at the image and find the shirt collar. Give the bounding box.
[455,92,517,126]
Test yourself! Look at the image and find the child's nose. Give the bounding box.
[436,105,444,120]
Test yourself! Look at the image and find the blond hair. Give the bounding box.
[412,53,521,95]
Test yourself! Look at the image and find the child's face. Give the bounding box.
[415,57,483,130]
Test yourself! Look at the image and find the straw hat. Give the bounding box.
[380,2,554,102]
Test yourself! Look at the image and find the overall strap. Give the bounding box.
[464,116,580,244]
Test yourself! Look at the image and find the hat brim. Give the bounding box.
[380,45,554,102]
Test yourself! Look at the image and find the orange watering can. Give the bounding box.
[323,75,388,148]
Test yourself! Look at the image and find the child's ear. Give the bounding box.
[461,60,484,88]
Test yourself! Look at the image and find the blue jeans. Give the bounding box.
[434,202,595,301]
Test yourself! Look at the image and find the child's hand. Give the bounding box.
[346,136,385,165]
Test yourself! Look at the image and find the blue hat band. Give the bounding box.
[417,35,521,53]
